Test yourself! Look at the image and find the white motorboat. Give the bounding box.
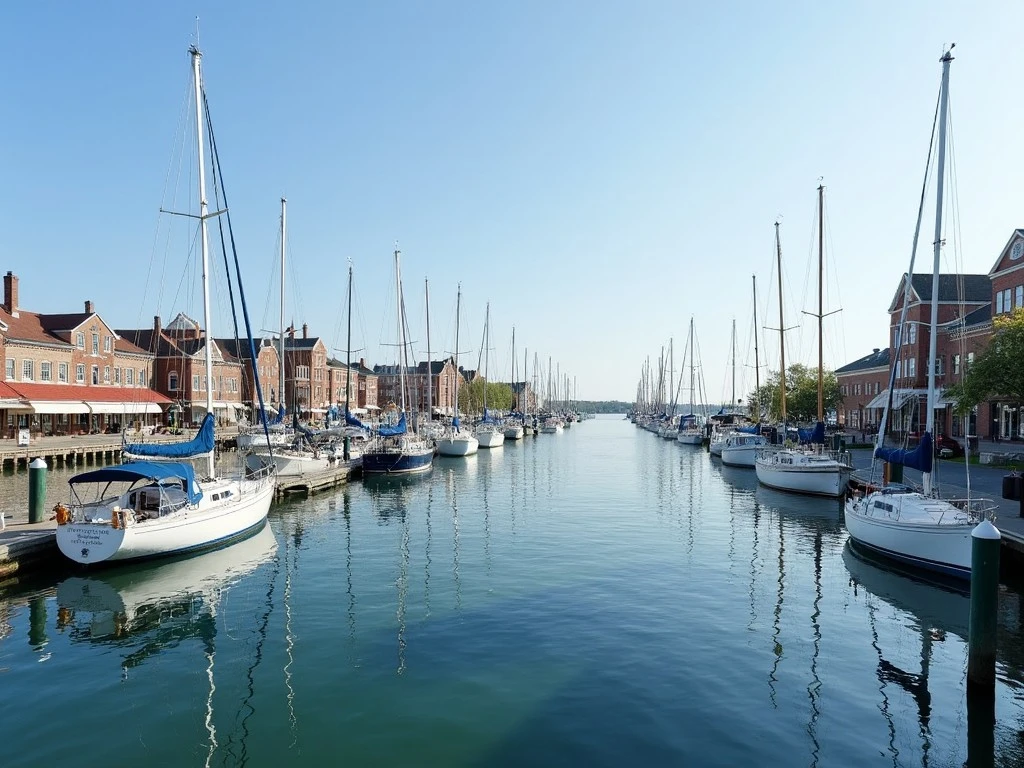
[720,432,767,468]
[754,447,851,497]
[540,417,563,434]
[845,48,993,580]
[503,423,524,440]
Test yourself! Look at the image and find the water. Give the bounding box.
[2,416,1023,766]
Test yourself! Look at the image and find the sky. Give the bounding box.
[3,1,1024,402]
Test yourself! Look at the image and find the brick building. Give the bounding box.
[282,324,329,415]
[374,357,460,417]
[836,348,890,431]
[216,337,280,413]
[117,313,245,427]
[1,272,169,436]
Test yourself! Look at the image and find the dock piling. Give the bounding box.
[968,519,1001,690]
[28,458,48,524]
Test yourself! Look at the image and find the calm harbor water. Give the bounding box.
[2,415,1024,766]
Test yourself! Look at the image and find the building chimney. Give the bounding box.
[873,348,880,354]
[153,315,162,336]
[359,358,366,369]
[302,322,308,339]
[85,300,94,314]
[3,271,18,318]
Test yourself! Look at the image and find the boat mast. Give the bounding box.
[753,275,761,421]
[191,45,215,479]
[669,338,674,416]
[425,278,432,422]
[511,327,516,410]
[924,49,953,495]
[344,262,353,459]
[483,302,490,415]
[453,284,462,429]
[394,246,407,416]
[280,198,286,415]
[731,319,736,412]
[524,346,528,415]
[817,184,824,424]
[688,318,695,414]
[775,222,788,426]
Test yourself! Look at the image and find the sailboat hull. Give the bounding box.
[477,429,505,448]
[437,435,480,456]
[754,455,850,497]
[56,480,275,565]
[362,447,434,474]
[503,425,524,440]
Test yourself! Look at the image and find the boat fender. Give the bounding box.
[111,507,121,529]
[53,503,71,525]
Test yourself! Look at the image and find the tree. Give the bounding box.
[458,380,513,415]
[947,307,1024,415]
[748,363,842,423]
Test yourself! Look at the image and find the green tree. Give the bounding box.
[947,307,1024,414]
[748,363,842,423]
[458,380,513,415]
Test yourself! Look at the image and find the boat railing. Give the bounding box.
[944,496,998,521]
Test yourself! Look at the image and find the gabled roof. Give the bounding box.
[836,348,890,375]
[887,273,990,312]
[215,337,277,363]
[947,302,992,331]
[115,328,176,356]
[988,229,1024,275]
[284,336,323,351]
[415,358,454,375]
[351,361,376,376]
[0,308,95,346]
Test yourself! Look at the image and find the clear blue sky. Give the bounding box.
[3,2,1023,402]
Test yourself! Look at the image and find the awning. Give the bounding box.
[87,402,164,415]
[29,400,91,415]
[864,389,925,410]
[934,388,956,408]
[194,401,243,412]
[365,404,380,410]
[0,399,32,412]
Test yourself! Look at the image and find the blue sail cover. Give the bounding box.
[71,461,202,504]
[269,405,286,426]
[452,416,461,429]
[124,413,215,459]
[378,412,407,437]
[345,409,365,428]
[797,422,826,444]
[875,431,933,473]
[481,407,495,424]
[737,424,760,434]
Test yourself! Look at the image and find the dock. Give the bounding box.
[0,429,240,470]
[273,459,363,498]
[0,520,58,581]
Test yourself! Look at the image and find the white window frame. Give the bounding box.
[58,362,68,383]
[22,359,33,381]
[125,368,134,386]
[103,366,110,384]
[5,359,14,380]
[91,365,99,385]
[76,364,85,383]
[114,367,121,384]
[40,361,52,382]
[76,332,85,349]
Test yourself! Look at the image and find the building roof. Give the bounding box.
[948,302,993,331]
[284,336,322,351]
[415,358,454,376]
[0,308,93,346]
[889,273,991,312]
[835,347,890,375]
[7,382,173,404]
[215,337,277,362]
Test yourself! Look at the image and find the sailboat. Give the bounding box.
[676,319,705,445]
[504,328,524,440]
[474,302,505,448]
[362,247,435,474]
[845,48,993,579]
[437,284,479,456]
[754,200,851,498]
[720,276,768,468]
[56,45,276,565]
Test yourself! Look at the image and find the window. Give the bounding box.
[1005,289,1013,313]
[907,323,917,345]
[91,365,99,385]
[907,358,916,377]
[104,335,112,352]
[953,354,961,375]
[103,366,110,384]
[169,372,179,391]
[1017,285,1023,309]
[997,291,1004,314]
[297,365,309,380]
[22,360,33,380]
[967,351,975,368]
[193,374,200,391]
[92,333,99,354]
[114,367,120,384]
[895,360,902,378]
[5,359,13,380]
[76,332,85,349]
[76,364,85,383]
[854,383,861,396]
[125,368,134,385]
[875,382,881,395]
[58,363,68,383]
[40,362,52,382]
[139,369,146,387]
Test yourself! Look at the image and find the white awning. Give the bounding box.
[29,400,91,415]
[0,399,32,412]
[348,407,367,415]
[365,404,380,410]
[87,401,165,415]
[194,401,242,411]
[864,389,925,410]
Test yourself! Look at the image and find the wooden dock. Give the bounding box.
[0,521,58,581]
[274,460,362,498]
[0,431,240,469]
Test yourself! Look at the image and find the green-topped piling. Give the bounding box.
[968,519,1001,690]
[28,458,47,524]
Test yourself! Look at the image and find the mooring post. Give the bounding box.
[968,519,1001,690]
[28,457,48,524]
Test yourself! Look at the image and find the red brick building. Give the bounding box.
[282,324,329,416]
[1,272,169,436]
[835,348,890,431]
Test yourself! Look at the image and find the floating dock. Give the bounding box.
[273,460,362,498]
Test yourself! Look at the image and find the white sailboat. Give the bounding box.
[56,45,275,565]
[503,327,525,440]
[676,319,705,445]
[754,199,850,498]
[845,48,993,579]
[437,284,479,457]
[475,302,505,448]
